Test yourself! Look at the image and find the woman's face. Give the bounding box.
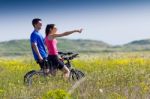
[51,26,57,33]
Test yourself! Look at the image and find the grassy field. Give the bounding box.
[0,52,150,99]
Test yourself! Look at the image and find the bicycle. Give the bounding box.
[24,52,85,86]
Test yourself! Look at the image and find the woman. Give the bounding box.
[45,24,82,80]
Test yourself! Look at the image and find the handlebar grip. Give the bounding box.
[58,51,74,55]
[62,53,79,60]
[65,52,73,55]
[58,52,64,54]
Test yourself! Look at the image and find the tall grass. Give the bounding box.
[0,52,150,99]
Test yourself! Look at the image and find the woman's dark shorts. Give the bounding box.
[48,55,64,70]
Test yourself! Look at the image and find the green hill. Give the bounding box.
[0,39,31,56]
[122,39,150,51]
[0,39,111,56]
[1,38,150,56]
[57,39,111,52]
[126,39,150,45]
[103,39,150,52]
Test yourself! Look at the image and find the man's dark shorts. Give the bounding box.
[37,57,49,69]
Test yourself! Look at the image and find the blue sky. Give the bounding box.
[0,0,150,45]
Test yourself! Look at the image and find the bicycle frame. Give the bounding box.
[24,52,84,86]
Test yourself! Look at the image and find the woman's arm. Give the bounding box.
[50,29,82,38]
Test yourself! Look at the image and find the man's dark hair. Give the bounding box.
[32,18,42,27]
[45,24,55,36]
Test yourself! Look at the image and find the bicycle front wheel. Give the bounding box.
[70,69,85,80]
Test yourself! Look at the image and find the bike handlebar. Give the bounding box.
[58,51,73,55]
[63,53,79,60]
[58,51,79,60]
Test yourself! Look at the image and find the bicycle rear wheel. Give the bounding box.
[24,70,46,86]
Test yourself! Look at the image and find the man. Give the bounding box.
[30,18,48,72]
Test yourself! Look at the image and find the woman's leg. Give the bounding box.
[48,55,70,80]
[61,65,70,80]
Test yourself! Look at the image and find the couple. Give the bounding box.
[30,18,82,80]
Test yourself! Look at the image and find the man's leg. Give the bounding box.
[37,60,49,73]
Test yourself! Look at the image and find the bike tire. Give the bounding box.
[24,70,45,86]
[24,70,36,85]
[75,69,85,78]
[70,69,85,80]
